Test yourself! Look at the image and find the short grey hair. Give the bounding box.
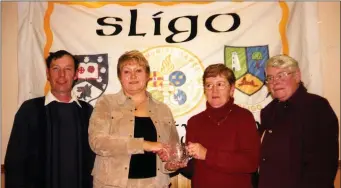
[265,54,299,71]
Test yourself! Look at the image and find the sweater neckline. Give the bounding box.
[205,98,234,126]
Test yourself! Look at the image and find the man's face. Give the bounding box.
[46,55,77,95]
[204,75,235,108]
[265,66,301,101]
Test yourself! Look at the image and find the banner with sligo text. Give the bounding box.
[18,2,322,140]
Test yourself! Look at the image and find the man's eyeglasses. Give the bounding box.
[265,71,295,84]
[204,81,229,90]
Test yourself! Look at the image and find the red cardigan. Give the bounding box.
[186,98,260,188]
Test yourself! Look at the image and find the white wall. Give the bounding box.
[318,2,340,122]
[1,2,18,164]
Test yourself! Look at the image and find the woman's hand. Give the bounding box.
[187,142,207,160]
[143,141,163,152]
[156,144,171,162]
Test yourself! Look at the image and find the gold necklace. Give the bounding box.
[206,109,232,126]
[134,97,148,111]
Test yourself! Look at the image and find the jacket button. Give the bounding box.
[262,158,266,162]
[157,168,160,171]
[268,130,272,133]
[158,135,161,138]
[125,167,128,170]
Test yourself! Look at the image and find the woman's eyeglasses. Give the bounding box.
[204,82,229,90]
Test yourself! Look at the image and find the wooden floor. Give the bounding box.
[334,169,340,188]
[0,167,340,188]
[1,165,3,188]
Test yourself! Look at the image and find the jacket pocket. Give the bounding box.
[109,111,124,135]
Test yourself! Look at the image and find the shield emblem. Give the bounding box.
[73,54,109,103]
[144,46,204,118]
[224,45,269,96]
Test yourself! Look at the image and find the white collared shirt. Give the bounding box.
[44,90,81,107]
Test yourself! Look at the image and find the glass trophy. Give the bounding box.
[168,143,190,163]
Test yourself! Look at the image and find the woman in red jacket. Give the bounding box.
[186,64,260,188]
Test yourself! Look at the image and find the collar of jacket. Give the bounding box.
[116,89,162,106]
[275,82,307,108]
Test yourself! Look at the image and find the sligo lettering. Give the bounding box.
[96,9,241,43]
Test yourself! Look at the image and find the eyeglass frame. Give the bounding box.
[204,81,230,90]
[265,71,296,84]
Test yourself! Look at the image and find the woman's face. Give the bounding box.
[119,60,149,95]
[204,75,235,108]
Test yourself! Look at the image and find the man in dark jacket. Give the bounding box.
[258,54,339,188]
[4,50,95,188]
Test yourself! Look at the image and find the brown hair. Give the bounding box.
[203,64,236,85]
[117,50,150,79]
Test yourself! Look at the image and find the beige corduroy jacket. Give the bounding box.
[89,90,179,188]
